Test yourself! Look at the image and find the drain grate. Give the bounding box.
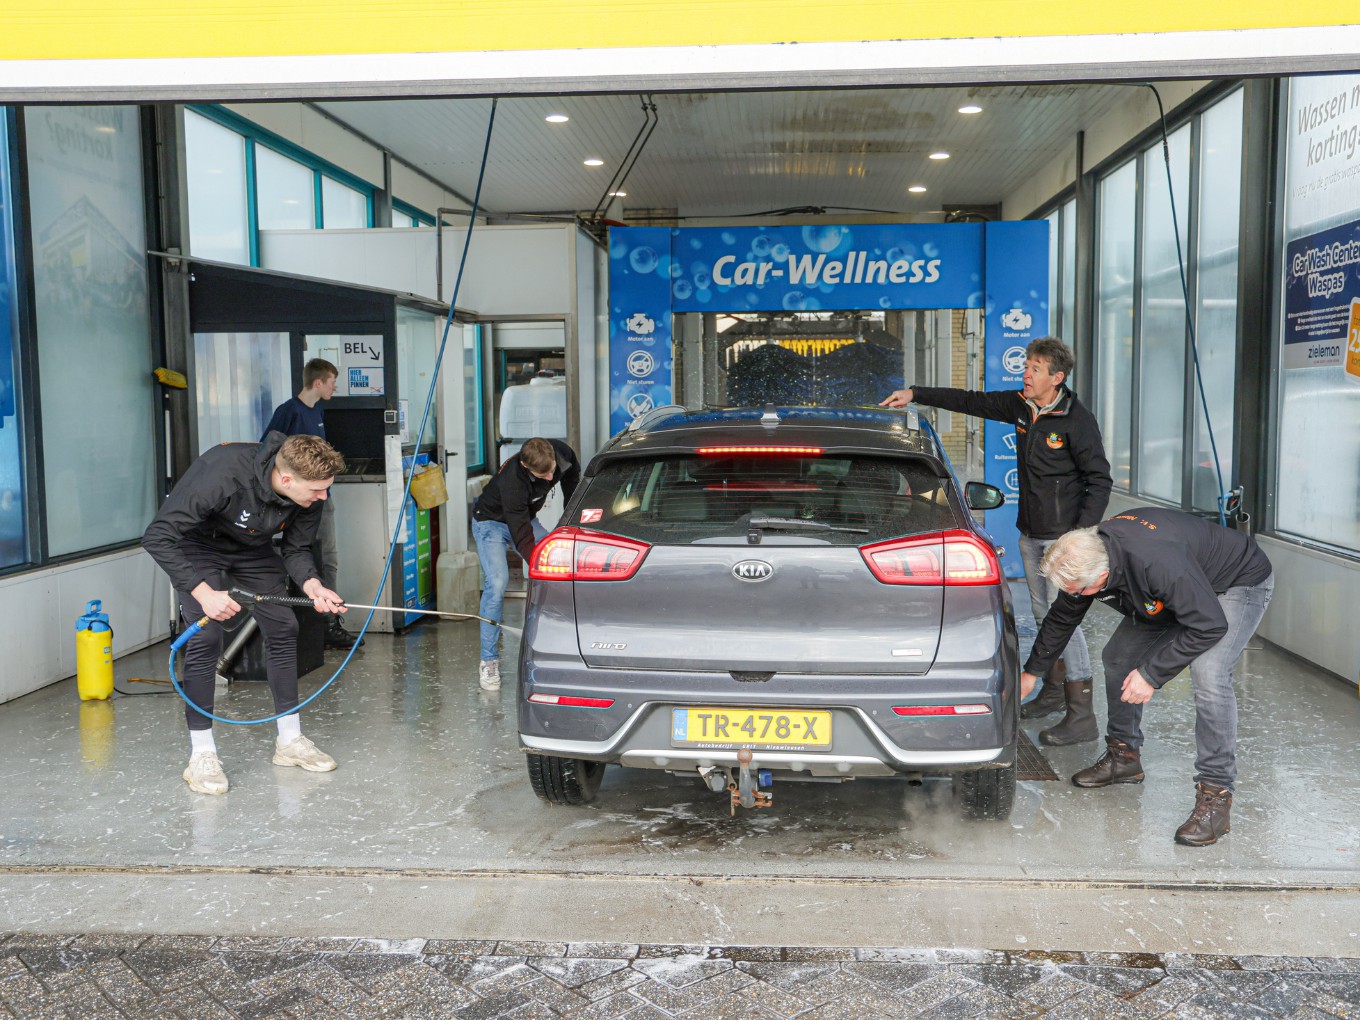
[1017,730,1061,782]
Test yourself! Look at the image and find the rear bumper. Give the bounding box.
[517,667,1017,777]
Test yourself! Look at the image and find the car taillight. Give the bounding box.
[528,527,650,581]
[860,529,1000,586]
[892,704,992,716]
[527,693,616,709]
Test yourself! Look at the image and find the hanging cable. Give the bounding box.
[168,99,500,725]
[1142,84,1233,527]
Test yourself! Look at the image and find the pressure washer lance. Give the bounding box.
[226,587,524,637]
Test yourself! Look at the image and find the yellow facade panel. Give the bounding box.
[1,0,1353,61]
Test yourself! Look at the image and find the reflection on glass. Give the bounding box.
[1137,124,1191,502]
[465,324,485,470]
[321,177,368,229]
[397,306,437,446]
[193,332,291,451]
[0,111,27,568]
[1096,160,1137,491]
[255,145,314,231]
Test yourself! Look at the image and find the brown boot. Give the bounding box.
[1174,783,1233,846]
[1038,678,1098,745]
[1022,660,1067,718]
[1071,737,1145,788]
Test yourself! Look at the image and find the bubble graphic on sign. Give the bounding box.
[923,241,940,258]
[771,243,790,260]
[629,247,658,274]
[751,234,773,257]
[782,291,808,311]
[610,240,629,259]
[672,280,693,300]
[689,236,703,250]
[693,269,711,289]
[801,225,848,254]
[879,297,893,308]
[721,231,736,245]
[670,261,683,278]
[695,289,712,304]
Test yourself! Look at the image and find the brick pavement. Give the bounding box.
[2,933,1358,1019]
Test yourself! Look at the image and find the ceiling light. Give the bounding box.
[609,191,627,197]
[583,158,604,167]
[958,104,983,114]
[929,151,950,160]
[908,185,928,194]
[545,113,569,123]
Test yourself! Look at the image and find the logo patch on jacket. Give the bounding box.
[1143,599,1164,616]
[235,510,252,528]
[1046,432,1065,449]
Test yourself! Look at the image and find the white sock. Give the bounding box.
[276,714,302,743]
[189,729,216,756]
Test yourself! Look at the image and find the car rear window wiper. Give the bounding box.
[747,515,869,534]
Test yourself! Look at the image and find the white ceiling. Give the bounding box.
[317,83,1136,221]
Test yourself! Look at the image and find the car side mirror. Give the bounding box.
[964,481,1005,510]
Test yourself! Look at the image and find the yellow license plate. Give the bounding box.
[671,708,832,748]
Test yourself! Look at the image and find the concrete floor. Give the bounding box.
[2,591,1359,955]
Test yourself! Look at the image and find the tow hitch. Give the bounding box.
[726,748,773,815]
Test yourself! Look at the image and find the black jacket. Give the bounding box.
[1025,508,1273,687]
[142,432,324,594]
[474,439,581,561]
[912,384,1112,540]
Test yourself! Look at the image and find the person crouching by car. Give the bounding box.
[471,437,579,691]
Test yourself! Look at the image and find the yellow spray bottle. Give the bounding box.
[75,599,114,701]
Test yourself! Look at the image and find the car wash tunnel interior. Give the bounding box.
[2,13,1360,981]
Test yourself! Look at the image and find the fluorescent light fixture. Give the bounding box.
[583,158,604,167]
[545,113,569,123]
[958,104,983,114]
[609,191,627,197]
[929,151,950,160]
[908,185,928,193]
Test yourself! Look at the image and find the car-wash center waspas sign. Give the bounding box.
[608,221,1049,578]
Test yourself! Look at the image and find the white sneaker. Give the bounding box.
[183,751,229,795]
[272,735,337,772]
[479,659,501,690]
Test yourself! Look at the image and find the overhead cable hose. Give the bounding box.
[169,98,500,725]
[1143,84,1231,527]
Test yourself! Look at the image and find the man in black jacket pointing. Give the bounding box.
[143,433,349,795]
[1021,507,1274,846]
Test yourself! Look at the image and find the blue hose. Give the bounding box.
[167,99,500,725]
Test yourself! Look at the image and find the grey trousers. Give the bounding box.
[1102,574,1274,791]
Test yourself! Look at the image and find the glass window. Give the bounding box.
[27,106,157,556]
[581,454,956,547]
[1045,209,1059,334]
[1137,124,1191,502]
[1095,160,1137,492]
[184,109,249,264]
[1060,200,1076,345]
[321,176,368,229]
[1191,89,1243,512]
[192,331,292,451]
[255,145,315,231]
[396,306,437,447]
[1275,74,1360,552]
[464,323,485,470]
[0,111,28,569]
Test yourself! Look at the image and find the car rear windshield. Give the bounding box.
[572,452,958,546]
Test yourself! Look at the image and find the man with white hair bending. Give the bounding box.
[1020,507,1273,847]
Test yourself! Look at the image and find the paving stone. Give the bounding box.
[795,997,895,1020]
[735,974,816,1017]
[218,950,321,983]
[574,965,648,1002]
[735,962,840,992]
[1165,953,1247,972]
[424,942,499,959]
[1121,975,1216,1019]
[1199,968,1285,1002]
[465,961,541,998]
[1013,974,1095,1011]
[353,939,428,955]
[946,964,1050,998]
[707,945,784,962]
[1043,986,1138,1019]
[1292,976,1360,1007]
[326,953,423,990]
[1311,961,1360,976]
[635,944,715,959]
[562,991,651,1020]
[508,975,590,1014]
[453,989,535,1020]
[68,935,149,954]
[213,936,291,953]
[1253,979,1349,1018]
[632,955,734,988]
[842,961,939,995]
[1080,953,1166,969]
[929,985,1038,1020]
[434,955,528,987]
[528,959,629,989]
[632,968,753,1013]
[564,944,639,960]
[138,935,219,954]
[493,943,566,959]
[1234,957,1322,973]
[235,985,319,1020]
[286,939,361,955]
[674,990,781,1019]
[782,948,856,963]
[1058,963,1169,999]
[892,971,985,1015]
[1166,987,1280,1020]
[121,948,219,992]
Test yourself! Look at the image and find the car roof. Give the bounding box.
[596,405,941,463]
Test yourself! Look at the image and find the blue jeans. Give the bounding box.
[473,517,546,662]
[1019,533,1092,681]
[1102,574,1274,791]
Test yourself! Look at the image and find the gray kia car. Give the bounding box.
[517,405,1020,820]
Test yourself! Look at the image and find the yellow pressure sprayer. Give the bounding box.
[75,600,114,700]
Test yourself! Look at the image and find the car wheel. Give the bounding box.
[952,760,1017,821]
[526,753,606,805]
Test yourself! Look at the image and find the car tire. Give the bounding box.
[952,760,1017,821]
[527,753,606,805]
